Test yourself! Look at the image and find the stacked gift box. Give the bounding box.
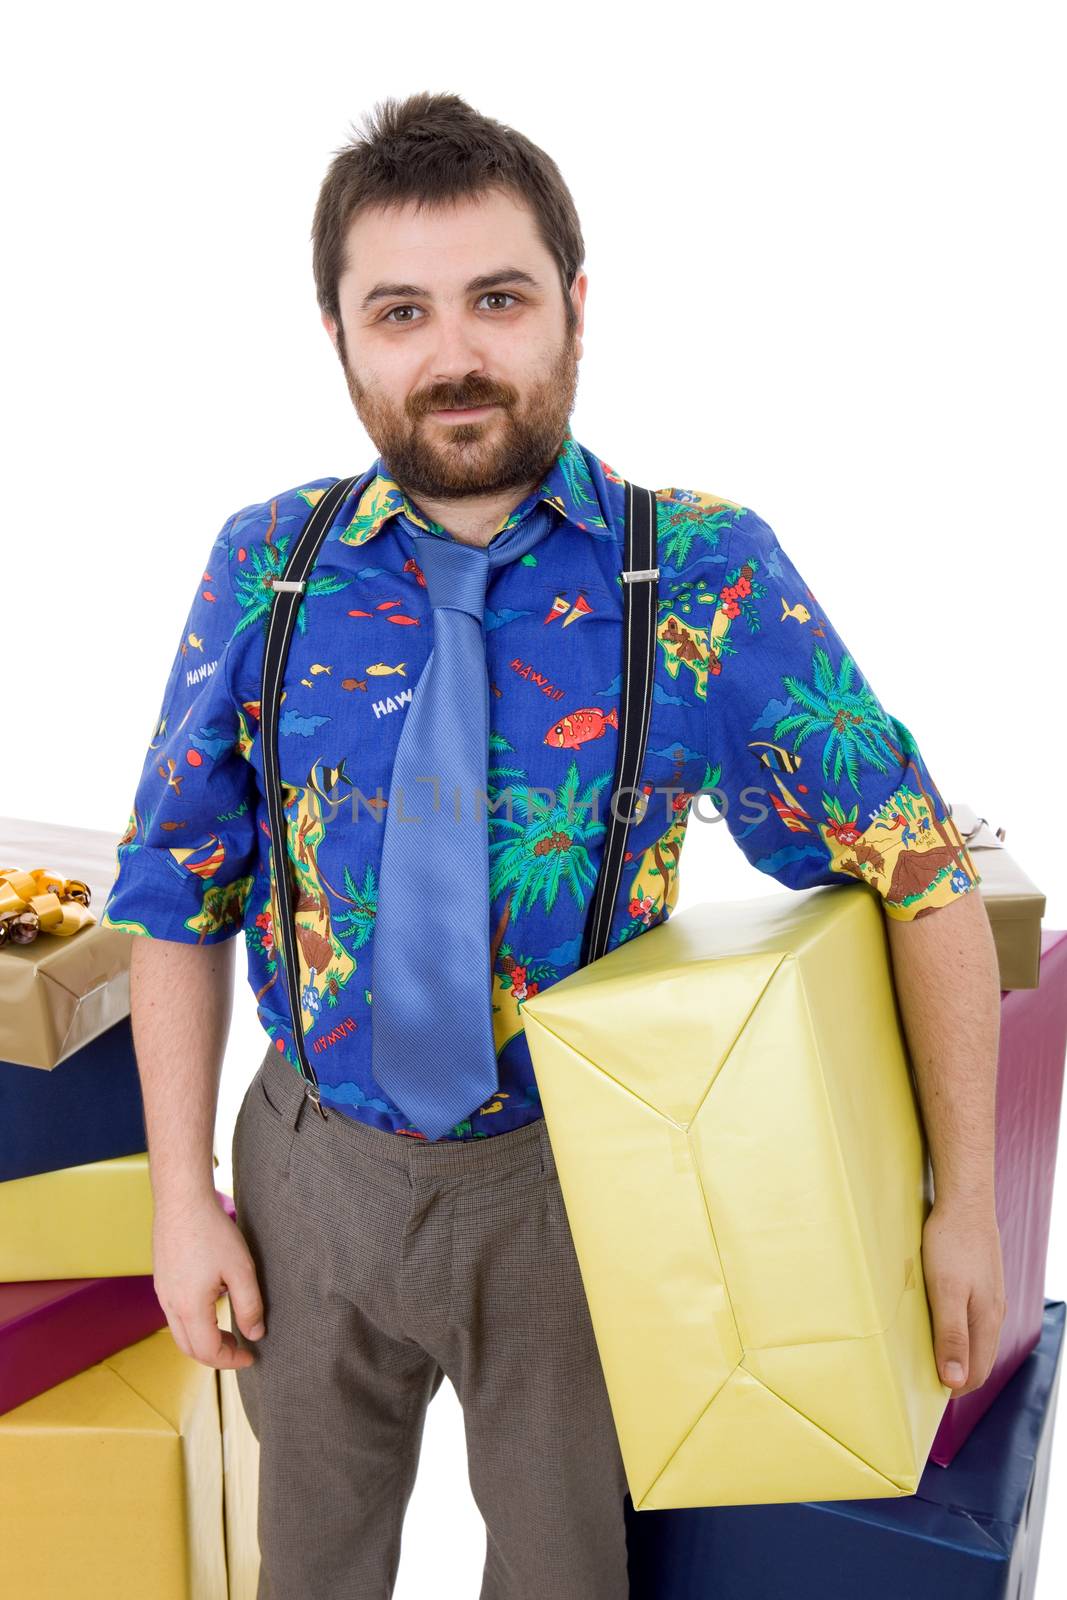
[0,814,259,1598]
[521,801,1067,1598]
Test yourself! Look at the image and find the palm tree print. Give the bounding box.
[232,530,350,637]
[777,646,895,793]
[540,434,609,530]
[656,499,741,573]
[775,647,971,880]
[333,861,378,951]
[486,735,613,971]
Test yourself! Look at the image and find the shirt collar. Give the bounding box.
[337,425,609,547]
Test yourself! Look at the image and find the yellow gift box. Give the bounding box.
[520,885,951,1511]
[0,1150,220,1280]
[0,1312,244,1598]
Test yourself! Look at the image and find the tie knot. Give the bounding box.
[415,533,490,623]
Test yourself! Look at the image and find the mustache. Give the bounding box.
[410,381,515,415]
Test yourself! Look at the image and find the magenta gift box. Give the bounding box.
[929,929,1067,1467]
[0,1189,235,1416]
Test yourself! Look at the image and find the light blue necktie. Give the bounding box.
[370,498,560,1140]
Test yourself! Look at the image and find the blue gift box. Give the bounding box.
[0,1016,146,1182]
[626,1299,1064,1600]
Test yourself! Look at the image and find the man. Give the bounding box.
[101,91,1006,1599]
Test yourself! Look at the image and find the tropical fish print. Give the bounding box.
[101,427,981,1142]
[544,706,618,750]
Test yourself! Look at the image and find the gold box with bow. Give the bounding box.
[0,815,131,1069]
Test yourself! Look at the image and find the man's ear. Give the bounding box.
[321,309,339,353]
[570,271,588,359]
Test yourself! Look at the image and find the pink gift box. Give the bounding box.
[929,929,1067,1466]
[0,1190,235,1416]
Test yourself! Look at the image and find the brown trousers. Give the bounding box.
[231,1045,631,1598]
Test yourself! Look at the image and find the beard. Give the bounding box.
[335,327,579,501]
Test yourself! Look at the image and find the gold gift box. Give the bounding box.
[948,802,1045,988]
[0,815,132,1069]
[0,1309,257,1598]
[520,885,951,1510]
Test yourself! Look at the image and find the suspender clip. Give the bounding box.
[622,566,660,583]
[269,577,307,593]
[303,1078,330,1120]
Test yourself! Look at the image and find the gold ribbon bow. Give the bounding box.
[0,865,96,946]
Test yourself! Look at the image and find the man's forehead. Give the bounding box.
[342,192,545,284]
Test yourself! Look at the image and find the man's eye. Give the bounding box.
[381,292,518,324]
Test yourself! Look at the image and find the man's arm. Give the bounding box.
[130,935,234,1211]
[130,934,266,1369]
[695,500,1002,1391]
[884,889,1007,1396]
[96,503,266,1371]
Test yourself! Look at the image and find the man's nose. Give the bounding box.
[426,313,489,384]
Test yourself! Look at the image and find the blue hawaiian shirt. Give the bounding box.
[100,429,981,1140]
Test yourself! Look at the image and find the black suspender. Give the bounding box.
[260,474,361,1117]
[260,472,659,1109]
[579,480,660,968]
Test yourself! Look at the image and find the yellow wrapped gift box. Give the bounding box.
[0,1149,220,1280]
[0,1311,244,1598]
[520,885,951,1511]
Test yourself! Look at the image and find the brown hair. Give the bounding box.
[311,92,584,345]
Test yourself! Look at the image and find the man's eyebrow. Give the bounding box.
[359,267,542,313]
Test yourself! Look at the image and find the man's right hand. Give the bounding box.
[151,1192,266,1370]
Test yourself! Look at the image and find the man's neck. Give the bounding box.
[407,479,540,549]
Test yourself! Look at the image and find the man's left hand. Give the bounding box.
[921,1198,1007,1397]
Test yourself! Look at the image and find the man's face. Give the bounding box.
[322,188,587,500]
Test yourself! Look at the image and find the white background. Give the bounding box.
[4,2,1065,1593]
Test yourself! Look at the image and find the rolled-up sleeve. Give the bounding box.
[100,513,259,943]
[702,506,981,920]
